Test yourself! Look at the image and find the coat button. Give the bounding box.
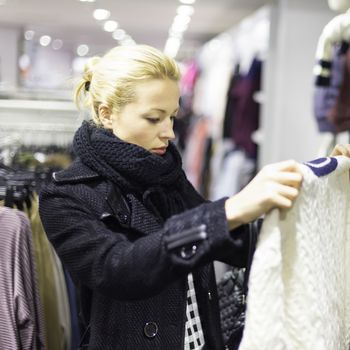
[180,245,197,259]
[144,322,158,338]
[117,212,128,224]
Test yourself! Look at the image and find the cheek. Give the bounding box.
[127,125,156,146]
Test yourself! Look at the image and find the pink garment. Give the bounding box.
[0,207,45,349]
[183,117,209,190]
[181,61,199,95]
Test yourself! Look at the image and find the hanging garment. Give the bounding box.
[0,206,45,350]
[230,58,262,159]
[29,195,71,350]
[314,9,350,86]
[239,156,350,350]
[209,147,255,201]
[328,44,350,132]
[313,43,348,133]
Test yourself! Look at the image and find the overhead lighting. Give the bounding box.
[52,39,63,50]
[164,37,181,58]
[39,35,52,47]
[77,44,89,57]
[112,29,126,41]
[173,14,191,26]
[168,29,183,39]
[104,20,118,32]
[171,21,189,33]
[79,0,96,2]
[93,9,110,21]
[179,0,195,4]
[18,54,31,70]
[176,5,194,16]
[120,35,136,46]
[24,30,35,40]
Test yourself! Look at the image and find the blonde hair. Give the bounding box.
[74,44,181,125]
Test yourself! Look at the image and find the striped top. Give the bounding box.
[0,207,45,349]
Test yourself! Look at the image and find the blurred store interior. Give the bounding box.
[0,0,348,198]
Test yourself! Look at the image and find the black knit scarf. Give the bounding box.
[73,121,190,220]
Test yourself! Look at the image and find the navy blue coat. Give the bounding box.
[39,158,249,350]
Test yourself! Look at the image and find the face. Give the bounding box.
[100,78,180,156]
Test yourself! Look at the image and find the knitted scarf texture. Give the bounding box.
[73,121,190,220]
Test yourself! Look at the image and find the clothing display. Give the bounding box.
[0,206,45,350]
[29,194,72,350]
[313,7,350,134]
[313,43,345,133]
[209,145,255,201]
[314,8,350,85]
[0,161,79,350]
[239,156,350,350]
[1,2,349,349]
[328,44,350,131]
[229,58,262,159]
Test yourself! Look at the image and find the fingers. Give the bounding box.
[274,183,299,201]
[273,194,293,209]
[330,144,350,157]
[267,159,300,172]
[271,171,303,188]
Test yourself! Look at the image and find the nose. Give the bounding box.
[160,119,176,141]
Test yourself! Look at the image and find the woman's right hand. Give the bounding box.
[225,160,303,230]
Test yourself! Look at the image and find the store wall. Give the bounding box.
[259,0,335,166]
[0,27,20,89]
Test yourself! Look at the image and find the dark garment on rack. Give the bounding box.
[328,45,350,132]
[313,43,347,133]
[64,269,80,350]
[222,64,241,139]
[230,58,262,159]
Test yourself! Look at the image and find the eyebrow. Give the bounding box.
[148,107,179,114]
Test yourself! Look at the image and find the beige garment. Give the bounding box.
[29,195,71,350]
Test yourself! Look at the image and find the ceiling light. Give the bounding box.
[79,0,96,2]
[52,39,63,50]
[39,35,52,47]
[168,29,183,39]
[93,9,110,21]
[171,21,189,33]
[164,37,181,58]
[77,44,89,57]
[104,20,118,32]
[18,54,30,70]
[24,30,35,40]
[177,5,194,16]
[112,29,126,41]
[179,0,195,4]
[173,14,191,26]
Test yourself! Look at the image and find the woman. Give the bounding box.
[38,44,350,350]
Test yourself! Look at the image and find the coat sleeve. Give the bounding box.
[39,182,249,301]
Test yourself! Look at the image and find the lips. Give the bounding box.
[151,147,167,155]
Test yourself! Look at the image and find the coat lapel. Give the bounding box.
[125,194,163,235]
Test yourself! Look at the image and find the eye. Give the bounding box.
[145,117,160,124]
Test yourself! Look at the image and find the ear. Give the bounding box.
[98,104,113,129]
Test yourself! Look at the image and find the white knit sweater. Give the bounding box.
[239,156,350,350]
